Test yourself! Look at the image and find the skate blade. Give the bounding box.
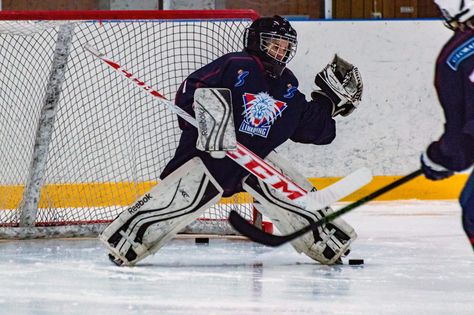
[108,253,125,266]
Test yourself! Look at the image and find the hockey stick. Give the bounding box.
[84,44,371,209]
[229,169,423,246]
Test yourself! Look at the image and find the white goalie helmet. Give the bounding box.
[434,0,474,29]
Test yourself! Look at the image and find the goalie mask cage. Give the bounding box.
[0,10,265,239]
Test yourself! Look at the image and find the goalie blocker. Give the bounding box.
[194,88,237,159]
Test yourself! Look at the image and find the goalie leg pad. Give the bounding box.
[244,152,357,264]
[99,157,223,266]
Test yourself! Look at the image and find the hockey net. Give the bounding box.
[0,10,267,238]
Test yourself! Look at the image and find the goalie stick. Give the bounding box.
[230,169,423,246]
[84,44,371,210]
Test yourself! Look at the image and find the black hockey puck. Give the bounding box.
[195,237,209,245]
[348,259,364,265]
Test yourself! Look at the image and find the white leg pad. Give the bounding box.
[244,152,357,265]
[99,157,223,266]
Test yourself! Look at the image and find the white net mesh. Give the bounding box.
[0,13,257,237]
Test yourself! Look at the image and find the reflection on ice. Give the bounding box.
[0,201,472,315]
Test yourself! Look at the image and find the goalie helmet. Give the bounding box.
[434,0,474,30]
[244,15,297,77]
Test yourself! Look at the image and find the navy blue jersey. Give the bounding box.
[428,30,474,171]
[160,51,335,196]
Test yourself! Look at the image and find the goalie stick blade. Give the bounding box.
[308,167,372,209]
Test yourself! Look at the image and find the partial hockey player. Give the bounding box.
[100,15,364,265]
[421,0,474,251]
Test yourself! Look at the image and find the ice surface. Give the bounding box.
[0,201,472,315]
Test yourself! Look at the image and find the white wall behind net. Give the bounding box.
[282,20,453,177]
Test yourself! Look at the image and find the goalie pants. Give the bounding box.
[460,170,474,250]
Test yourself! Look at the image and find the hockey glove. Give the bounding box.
[420,151,454,180]
[312,54,363,117]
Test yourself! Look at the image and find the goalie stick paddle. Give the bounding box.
[229,169,423,247]
[84,44,371,210]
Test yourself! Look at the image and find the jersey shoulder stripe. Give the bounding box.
[447,37,474,70]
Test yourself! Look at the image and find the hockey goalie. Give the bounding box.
[99,15,364,266]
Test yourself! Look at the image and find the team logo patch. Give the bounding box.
[234,69,249,87]
[447,38,474,70]
[283,83,297,98]
[239,92,287,138]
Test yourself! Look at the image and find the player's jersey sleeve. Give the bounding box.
[289,90,336,145]
[429,34,474,171]
[462,53,474,141]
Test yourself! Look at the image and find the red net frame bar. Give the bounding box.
[0,10,260,21]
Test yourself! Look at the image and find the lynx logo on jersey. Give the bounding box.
[239,92,287,138]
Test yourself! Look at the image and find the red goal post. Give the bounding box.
[0,10,273,239]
